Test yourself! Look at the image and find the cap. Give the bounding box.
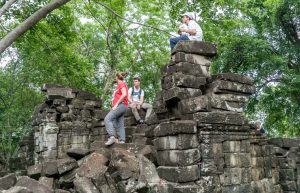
[181,12,194,20]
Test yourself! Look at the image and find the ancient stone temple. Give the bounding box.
[1,41,300,193]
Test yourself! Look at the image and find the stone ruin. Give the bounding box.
[1,41,300,193]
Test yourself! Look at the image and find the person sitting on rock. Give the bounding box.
[128,76,153,124]
[170,12,203,51]
[255,121,267,137]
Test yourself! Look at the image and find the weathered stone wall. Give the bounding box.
[31,85,153,163]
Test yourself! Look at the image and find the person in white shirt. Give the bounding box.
[170,12,203,50]
[128,77,153,124]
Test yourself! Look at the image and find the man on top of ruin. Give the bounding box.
[169,12,203,50]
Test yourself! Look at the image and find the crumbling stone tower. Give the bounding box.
[150,41,287,193]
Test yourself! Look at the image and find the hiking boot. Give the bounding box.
[105,136,116,146]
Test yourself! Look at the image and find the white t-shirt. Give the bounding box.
[128,87,145,103]
[187,20,203,41]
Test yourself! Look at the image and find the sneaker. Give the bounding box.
[118,140,125,144]
[105,136,116,146]
[138,119,144,124]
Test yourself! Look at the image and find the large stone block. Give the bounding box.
[250,179,275,193]
[209,94,248,112]
[208,80,256,95]
[110,148,140,180]
[74,177,100,193]
[198,124,250,132]
[162,87,202,103]
[193,112,246,125]
[157,165,200,182]
[200,158,224,176]
[153,134,199,150]
[171,41,217,57]
[1,186,33,193]
[250,144,263,157]
[251,157,265,168]
[278,169,295,182]
[200,143,223,159]
[162,73,206,90]
[220,168,242,185]
[171,51,212,65]
[251,168,265,181]
[179,95,210,114]
[91,172,118,193]
[15,176,52,193]
[57,158,78,175]
[137,154,160,184]
[162,62,210,78]
[0,174,17,190]
[172,185,204,193]
[94,110,108,120]
[157,149,200,166]
[224,153,250,168]
[77,153,108,179]
[42,161,58,177]
[47,87,75,100]
[211,73,253,85]
[153,120,197,137]
[76,91,97,100]
[38,177,54,189]
[280,181,297,191]
[27,164,42,180]
[268,138,300,148]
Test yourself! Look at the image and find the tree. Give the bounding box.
[0,0,71,53]
[0,0,17,18]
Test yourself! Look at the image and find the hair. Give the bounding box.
[133,76,141,81]
[116,72,128,81]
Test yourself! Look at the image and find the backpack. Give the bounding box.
[131,87,142,99]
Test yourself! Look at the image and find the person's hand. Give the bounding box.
[179,28,186,33]
[131,103,137,108]
[137,104,141,110]
[112,104,118,111]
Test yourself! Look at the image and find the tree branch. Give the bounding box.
[95,1,175,37]
[0,0,17,18]
[0,0,71,54]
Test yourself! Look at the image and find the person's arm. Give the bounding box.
[181,28,196,35]
[112,87,127,110]
[139,93,144,105]
[137,91,144,110]
[128,88,133,104]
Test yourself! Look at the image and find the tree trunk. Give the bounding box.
[0,0,17,18]
[0,0,71,54]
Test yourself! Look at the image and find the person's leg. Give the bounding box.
[114,104,127,142]
[169,35,189,50]
[142,103,153,122]
[129,103,141,121]
[104,104,126,145]
[104,110,117,138]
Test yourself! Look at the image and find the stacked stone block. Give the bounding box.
[32,84,102,162]
[32,84,154,163]
[268,138,300,193]
[152,41,264,192]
